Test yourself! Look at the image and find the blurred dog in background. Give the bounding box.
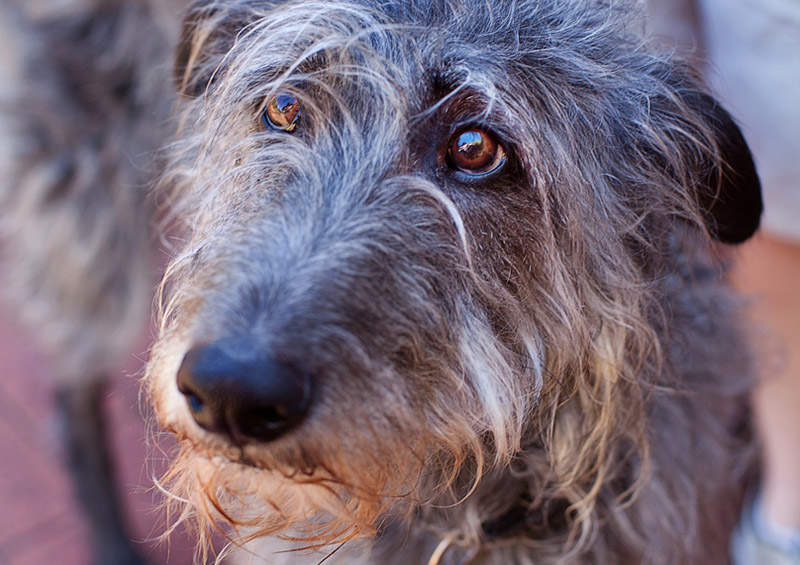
[0,1,179,562]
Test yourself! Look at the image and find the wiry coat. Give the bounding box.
[147,1,762,564]
[1,1,762,564]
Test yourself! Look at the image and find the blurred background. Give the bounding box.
[0,308,193,565]
[0,309,196,564]
[648,3,800,560]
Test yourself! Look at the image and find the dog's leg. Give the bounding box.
[54,378,147,565]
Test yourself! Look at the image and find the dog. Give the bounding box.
[0,1,182,563]
[1,1,763,564]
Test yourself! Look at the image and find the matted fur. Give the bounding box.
[145,1,758,564]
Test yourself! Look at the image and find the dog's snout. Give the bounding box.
[176,340,311,443]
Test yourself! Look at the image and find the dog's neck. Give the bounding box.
[427,537,482,565]
[376,468,562,564]
[425,507,532,565]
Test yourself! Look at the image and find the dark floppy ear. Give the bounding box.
[687,92,763,244]
[174,1,254,97]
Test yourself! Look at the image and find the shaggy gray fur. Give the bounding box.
[0,1,762,564]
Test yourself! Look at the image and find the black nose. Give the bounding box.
[176,339,311,443]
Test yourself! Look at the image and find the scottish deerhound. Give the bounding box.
[1,1,762,564]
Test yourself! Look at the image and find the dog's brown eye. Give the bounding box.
[263,92,301,132]
[447,129,506,177]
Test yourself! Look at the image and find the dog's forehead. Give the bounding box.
[195,0,652,187]
[229,0,542,103]
[216,0,636,126]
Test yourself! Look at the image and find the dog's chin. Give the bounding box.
[159,435,399,550]
[155,392,443,552]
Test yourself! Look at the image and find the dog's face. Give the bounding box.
[147,0,760,550]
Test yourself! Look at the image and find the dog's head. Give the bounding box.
[148,0,760,557]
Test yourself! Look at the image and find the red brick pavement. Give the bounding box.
[0,307,196,565]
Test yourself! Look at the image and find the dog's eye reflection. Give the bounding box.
[262,92,301,132]
[447,128,506,178]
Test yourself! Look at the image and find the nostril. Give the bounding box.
[176,339,312,443]
[239,404,292,438]
[185,391,204,414]
[176,366,226,435]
